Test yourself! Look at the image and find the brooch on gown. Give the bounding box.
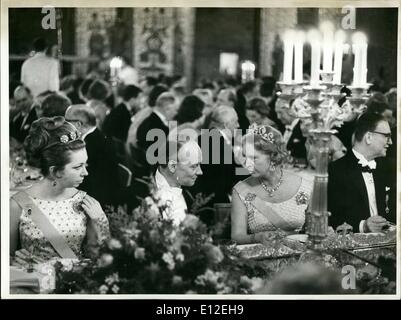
[245,193,256,202]
[295,191,309,205]
[72,200,84,213]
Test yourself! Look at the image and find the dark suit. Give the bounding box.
[135,112,169,177]
[103,102,132,142]
[328,151,394,232]
[286,120,307,161]
[235,90,250,132]
[190,129,244,226]
[79,128,120,207]
[10,108,38,143]
[136,111,169,151]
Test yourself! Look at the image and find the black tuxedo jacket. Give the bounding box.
[10,108,38,143]
[103,102,132,142]
[79,128,120,206]
[286,121,307,161]
[136,112,169,152]
[189,129,244,226]
[328,151,394,232]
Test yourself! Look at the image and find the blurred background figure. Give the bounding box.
[117,56,139,86]
[103,84,142,143]
[215,88,237,108]
[169,95,206,142]
[41,92,72,118]
[86,79,112,130]
[246,97,278,128]
[21,37,60,97]
[10,85,37,143]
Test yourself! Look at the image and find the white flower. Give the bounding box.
[162,252,175,270]
[108,239,122,250]
[105,273,119,286]
[175,253,185,262]
[99,285,108,294]
[98,254,114,268]
[195,269,222,286]
[134,247,146,260]
[111,284,120,294]
[172,275,183,285]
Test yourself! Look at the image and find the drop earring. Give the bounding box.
[53,180,57,187]
[269,162,276,172]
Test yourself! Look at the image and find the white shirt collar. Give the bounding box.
[153,109,169,127]
[82,126,97,140]
[218,129,232,145]
[352,149,377,170]
[155,170,183,195]
[286,118,299,131]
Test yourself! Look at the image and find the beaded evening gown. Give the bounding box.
[233,172,313,234]
[16,190,110,260]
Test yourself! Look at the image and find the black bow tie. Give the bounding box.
[359,165,375,173]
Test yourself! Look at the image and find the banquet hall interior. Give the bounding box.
[6,6,398,295]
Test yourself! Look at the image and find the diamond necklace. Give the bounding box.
[259,169,284,197]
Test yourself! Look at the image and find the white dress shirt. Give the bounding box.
[21,52,60,97]
[155,170,187,226]
[352,149,378,232]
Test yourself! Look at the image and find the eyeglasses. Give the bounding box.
[371,131,392,141]
[65,118,81,123]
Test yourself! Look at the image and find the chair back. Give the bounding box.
[117,163,132,188]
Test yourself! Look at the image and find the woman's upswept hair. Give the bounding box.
[24,116,85,176]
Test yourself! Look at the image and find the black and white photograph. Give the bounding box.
[1,0,399,301]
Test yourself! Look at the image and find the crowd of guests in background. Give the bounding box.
[9,37,398,253]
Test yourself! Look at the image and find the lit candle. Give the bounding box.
[241,60,256,82]
[320,21,334,72]
[308,29,321,87]
[294,31,305,83]
[352,32,367,87]
[282,30,295,84]
[333,30,346,84]
[110,56,123,79]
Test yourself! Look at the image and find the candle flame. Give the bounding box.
[352,32,367,44]
[334,30,346,43]
[110,56,123,69]
[307,29,321,44]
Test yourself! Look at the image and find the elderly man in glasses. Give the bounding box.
[328,112,395,233]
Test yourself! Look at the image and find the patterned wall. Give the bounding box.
[74,8,117,75]
[133,8,175,77]
[318,8,344,28]
[259,8,297,78]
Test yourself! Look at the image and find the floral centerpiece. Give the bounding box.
[54,189,266,294]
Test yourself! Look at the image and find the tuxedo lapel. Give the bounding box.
[346,152,370,215]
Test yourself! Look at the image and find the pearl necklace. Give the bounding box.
[259,169,284,197]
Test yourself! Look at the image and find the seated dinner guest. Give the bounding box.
[231,124,313,244]
[246,97,278,129]
[328,112,395,233]
[168,95,206,142]
[155,140,203,226]
[10,117,110,265]
[10,85,38,144]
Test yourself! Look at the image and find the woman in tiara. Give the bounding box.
[231,124,313,244]
[10,117,110,266]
